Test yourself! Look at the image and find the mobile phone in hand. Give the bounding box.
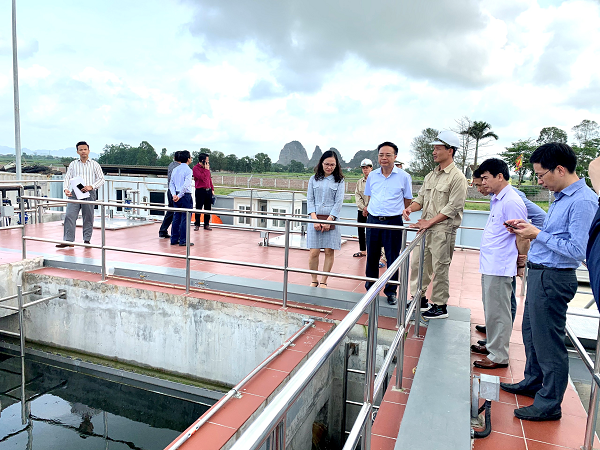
[504,221,517,230]
[77,183,85,190]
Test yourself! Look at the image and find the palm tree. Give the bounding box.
[462,121,499,168]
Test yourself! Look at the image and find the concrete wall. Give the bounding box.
[0,258,44,319]
[19,271,308,386]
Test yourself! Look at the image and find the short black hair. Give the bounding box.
[177,150,191,163]
[198,152,209,164]
[377,141,398,155]
[478,158,509,181]
[472,167,482,179]
[76,141,89,149]
[530,142,577,173]
[173,151,180,161]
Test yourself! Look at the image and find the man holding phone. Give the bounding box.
[57,141,105,248]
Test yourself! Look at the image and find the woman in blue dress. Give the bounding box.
[307,150,345,287]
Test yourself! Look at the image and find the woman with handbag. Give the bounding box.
[306,150,345,287]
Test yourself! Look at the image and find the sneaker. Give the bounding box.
[422,304,448,319]
[420,297,430,311]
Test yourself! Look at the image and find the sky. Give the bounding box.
[0,0,599,166]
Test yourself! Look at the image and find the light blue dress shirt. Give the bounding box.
[364,167,412,217]
[512,187,546,228]
[169,163,193,196]
[529,178,598,268]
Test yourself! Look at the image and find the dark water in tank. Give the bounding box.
[0,352,213,450]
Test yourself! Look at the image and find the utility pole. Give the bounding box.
[12,0,22,181]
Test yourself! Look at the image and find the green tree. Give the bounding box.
[452,116,474,174]
[253,152,272,172]
[157,148,172,166]
[462,121,499,167]
[499,138,536,186]
[237,156,253,172]
[136,141,158,166]
[224,154,238,172]
[572,120,600,147]
[271,163,287,172]
[192,147,211,164]
[537,127,567,145]
[288,160,305,173]
[98,143,134,165]
[409,128,439,177]
[209,151,225,171]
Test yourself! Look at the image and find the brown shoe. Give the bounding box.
[473,356,508,369]
[204,226,212,231]
[470,344,489,355]
[55,243,74,248]
[194,226,200,231]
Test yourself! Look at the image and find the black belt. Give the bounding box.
[527,262,575,272]
[370,214,401,221]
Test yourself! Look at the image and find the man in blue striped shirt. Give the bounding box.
[169,150,194,246]
[502,143,598,421]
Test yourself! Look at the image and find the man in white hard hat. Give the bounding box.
[394,160,404,169]
[402,130,468,319]
[354,158,373,257]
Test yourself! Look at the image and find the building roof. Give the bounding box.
[228,190,306,201]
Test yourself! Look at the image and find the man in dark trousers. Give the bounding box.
[587,156,600,310]
[503,143,598,421]
[158,151,180,238]
[192,152,214,231]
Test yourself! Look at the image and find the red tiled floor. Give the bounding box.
[521,412,592,449]
[473,431,527,450]
[370,434,396,450]
[371,400,406,438]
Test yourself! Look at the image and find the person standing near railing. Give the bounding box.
[470,158,528,370]
[169,151,194,247]
[192,152,214,231]
[353,158,373,258]
[503,142,598,421]
[307,150,345,288]
[587,156,600,311]
[158,151,180,239]
[363,142,413,305]
[57,141,105,248]
[402,131,468,318]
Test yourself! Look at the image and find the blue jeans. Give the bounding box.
[171,193,193,245]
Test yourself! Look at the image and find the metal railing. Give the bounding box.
[225,230,427,450]
[0,284,67,425]
[565,309,600,450]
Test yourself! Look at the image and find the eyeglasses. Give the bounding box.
[536,169,551,179]
[323,163,336,167]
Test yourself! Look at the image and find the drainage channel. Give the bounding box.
[0,347,221,450]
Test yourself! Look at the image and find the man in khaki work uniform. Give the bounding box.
[402,130,468,319]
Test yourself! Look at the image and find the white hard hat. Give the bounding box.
[360,158,373,167]
[394,160,403,165]
[431,130,460,149]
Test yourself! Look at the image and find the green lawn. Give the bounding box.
[464,198,550,212]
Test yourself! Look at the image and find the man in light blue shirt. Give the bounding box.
[363,141,413,305]
[502,143,598,422]
[471,159,528,370]
[169,150,194,246]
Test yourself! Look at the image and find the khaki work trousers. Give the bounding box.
[409,229,457,306]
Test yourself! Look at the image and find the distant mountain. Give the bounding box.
[328,147,347,166]
[0,145,99,159]
[347,149,379,168]
[308,146,322,168]
[276,141,309,166]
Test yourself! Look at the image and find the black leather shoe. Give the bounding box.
[500,382,539,398]
[179,242,194,246]
[478,339,487,346]
[470,344,489,355]
[514,405,561,421]
[387,295,397,305]
[84,240,90,244]
[475,325,486,334]
[55,243,74,248]
[159,233,170,239]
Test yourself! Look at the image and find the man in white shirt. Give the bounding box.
[57,141,105,248]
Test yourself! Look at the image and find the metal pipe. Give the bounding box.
[20,186,26,259]
[185,211,191,294]
[397,229,408,328]
[361,299,378,450]
[566,310,600,319]
[18,285,27,424]
[0,329,20,337]
[415,230,426,337]
[101,205,106,281]
[169,319,315,450]
[583,323,600,450]
[282,219,290,308]
[341,343,350,445]
[12,0,22,181]
[22,291,65,309]
[0,287,42,303]
[342,403,370,450]
[380,323,405,396]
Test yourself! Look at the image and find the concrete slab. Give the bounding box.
[394,307,471,450]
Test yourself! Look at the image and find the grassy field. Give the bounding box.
[464,198,550,212]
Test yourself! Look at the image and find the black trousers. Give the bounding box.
[159,190,174,236]
[364,214,403,297]
[520,266,577,413]
[194,188,212,227]
[357,210,367,252]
